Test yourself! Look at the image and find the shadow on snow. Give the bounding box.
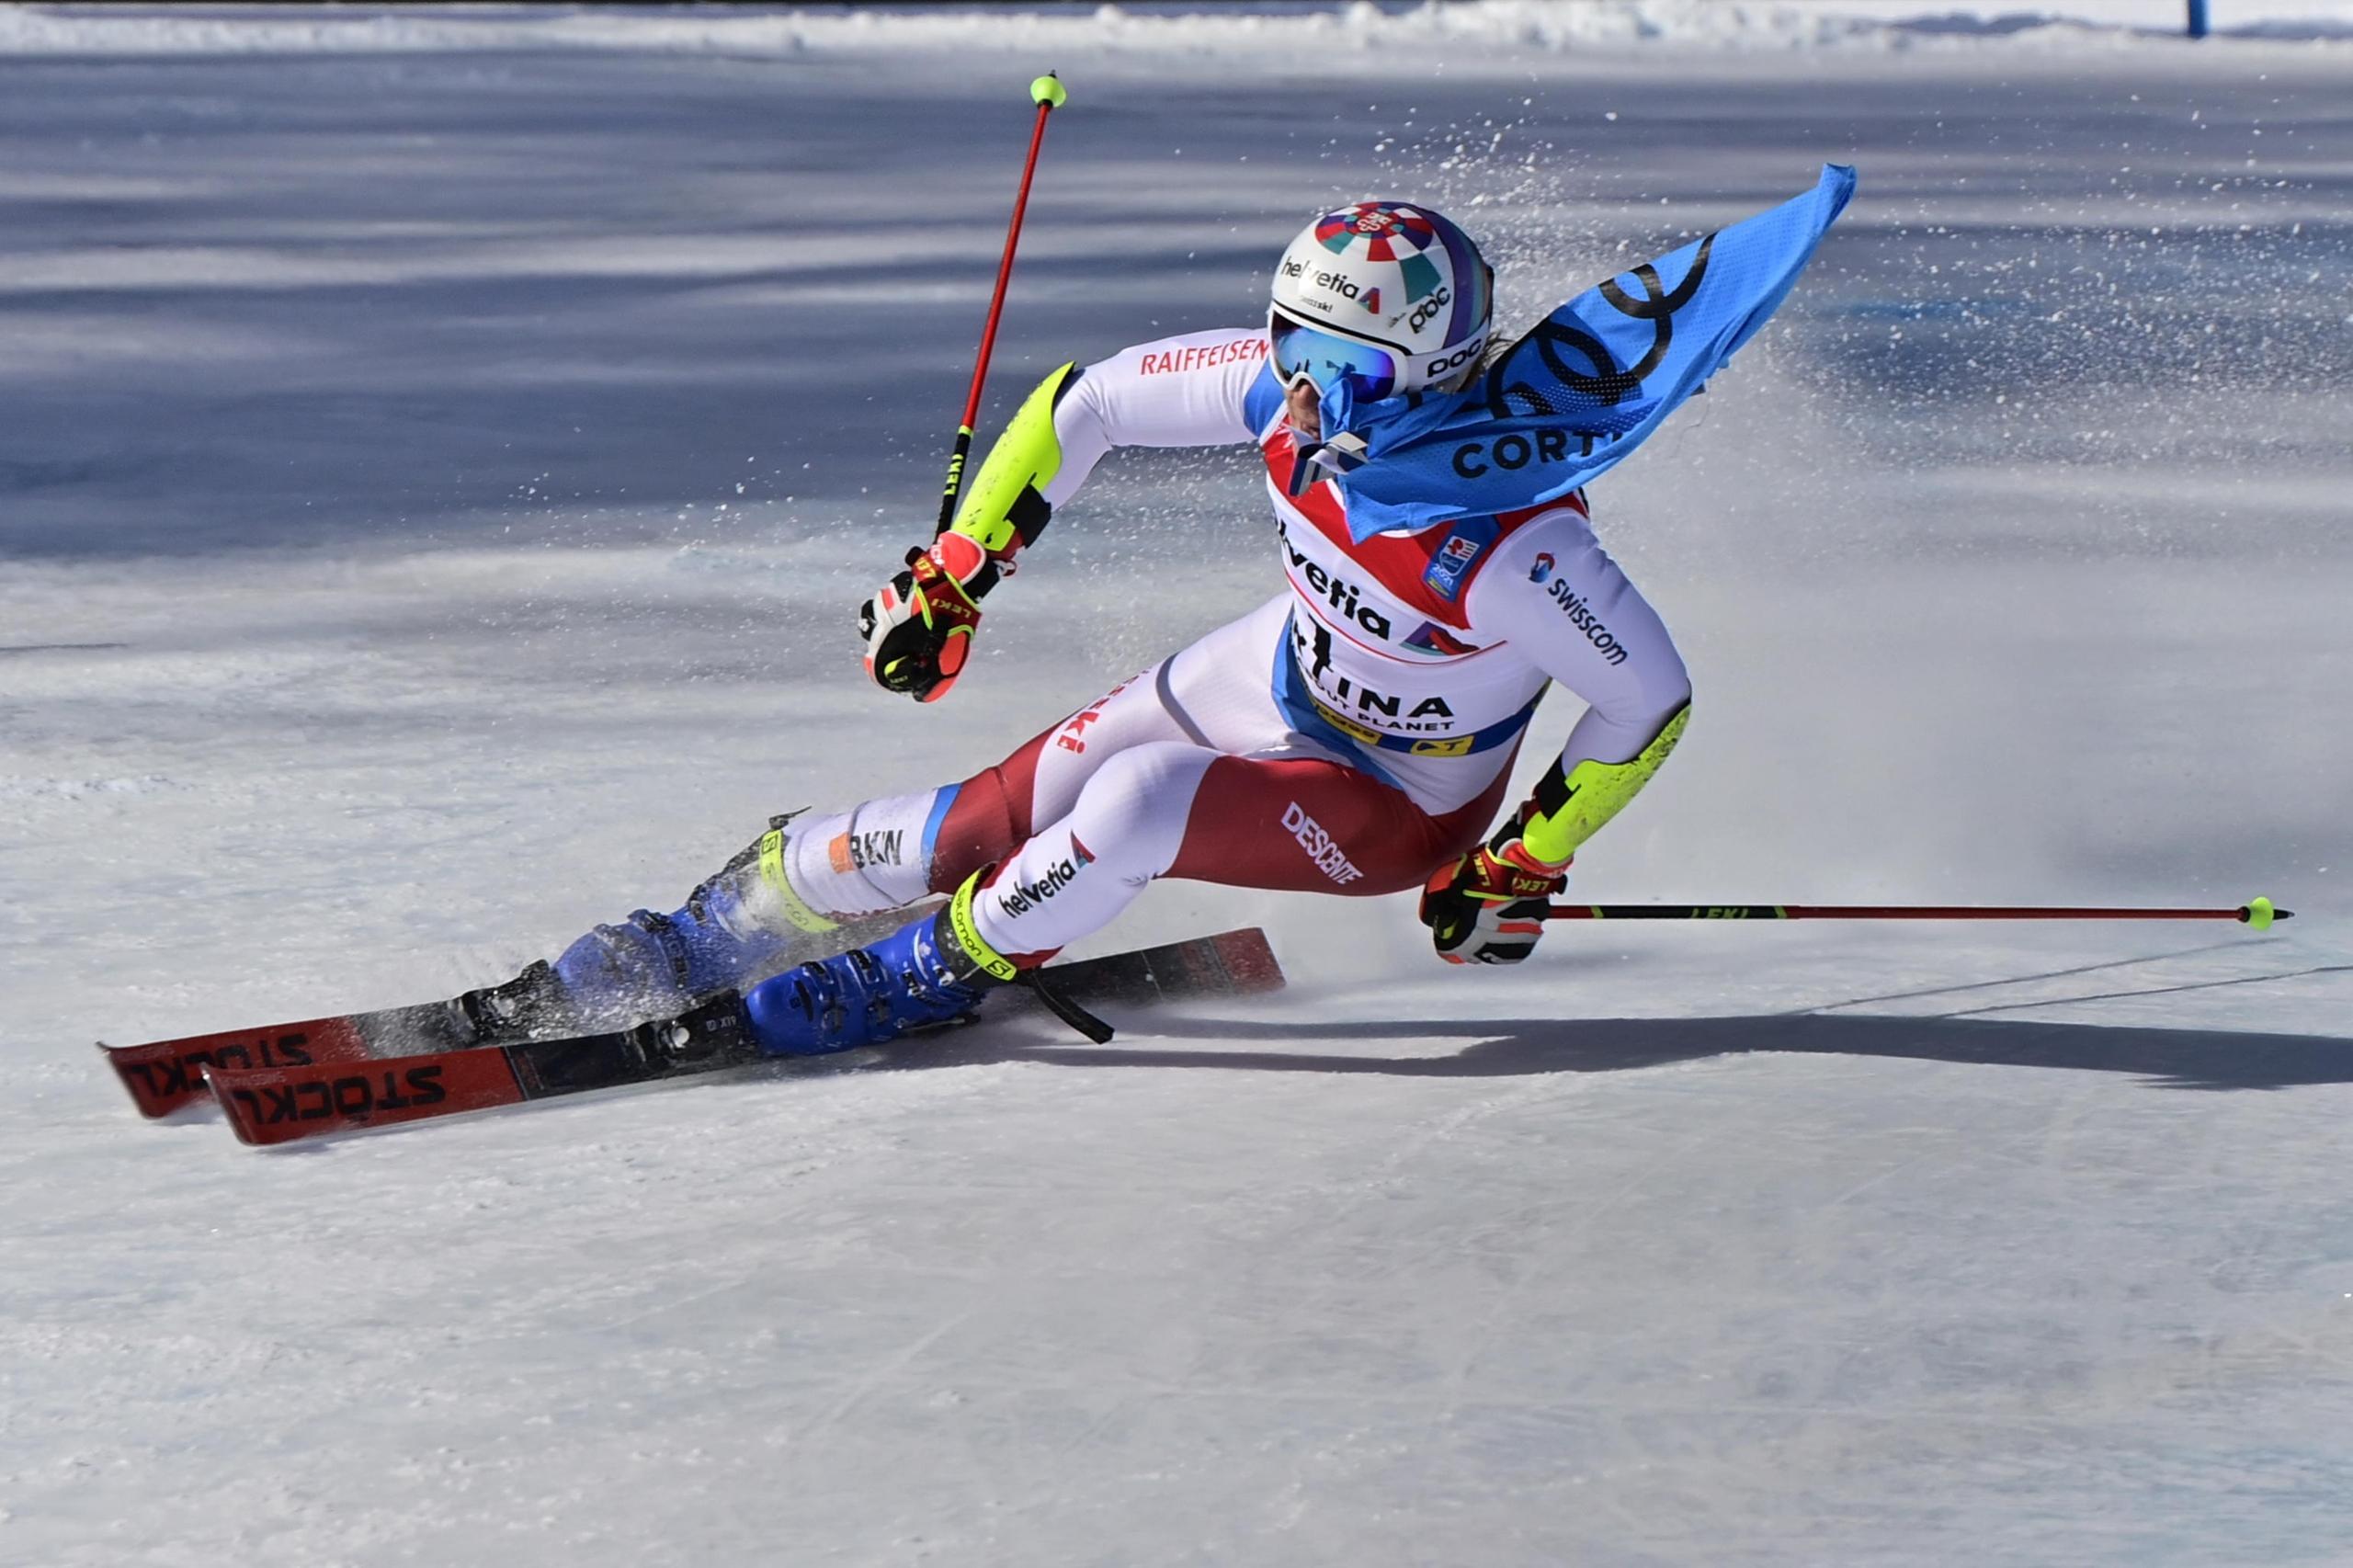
[908,1008,2353,1095]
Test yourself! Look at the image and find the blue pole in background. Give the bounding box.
[2188,0,2210,36]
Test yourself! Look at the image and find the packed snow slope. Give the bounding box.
[3,6,2350,1565]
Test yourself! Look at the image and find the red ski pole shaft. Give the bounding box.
[936,72,1067,536]
[1546,898,2290,929]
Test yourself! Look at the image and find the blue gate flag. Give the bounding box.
[1316,164,1857,540]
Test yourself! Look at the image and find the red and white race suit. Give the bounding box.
[790,327,1692,960]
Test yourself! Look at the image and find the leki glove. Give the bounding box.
[858,531,998,703]
[1418,819,1568,965]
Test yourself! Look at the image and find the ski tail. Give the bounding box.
[1044,926,1284,1006]
[203,926,1284,1147]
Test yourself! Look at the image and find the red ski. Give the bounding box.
[101,1009,435,1119]
[98,908,926,1118]
[203,927,1283,1147]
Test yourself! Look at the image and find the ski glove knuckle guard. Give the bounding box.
[859,534,998,703]
[1418,826,1568,966]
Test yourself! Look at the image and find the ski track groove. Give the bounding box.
[1938,962,2353,1018]
[791,1308,979,1449]
[1791,937,2252,1015]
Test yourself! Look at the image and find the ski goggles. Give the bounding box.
[1269,314,1403,403]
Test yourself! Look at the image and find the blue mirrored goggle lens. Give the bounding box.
[1270,319,1400,402]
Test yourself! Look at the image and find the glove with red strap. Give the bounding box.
[858,531,1001,703]
[1418,813,1569,965]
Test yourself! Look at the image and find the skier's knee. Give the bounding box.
[1072,743,1207,822]
[1062,743,1211,881]
[1080,741,1207,812]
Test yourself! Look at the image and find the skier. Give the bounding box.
[494,175,1853,1057]
[522,198,1688,1051]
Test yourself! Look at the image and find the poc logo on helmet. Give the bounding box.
[1405,284,1452,335]
[1423,335,1486,381]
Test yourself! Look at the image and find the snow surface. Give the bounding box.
[4,5,2351,1564]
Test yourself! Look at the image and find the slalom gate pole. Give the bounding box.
[1546,898,2291,930]
[936,72,1068,535]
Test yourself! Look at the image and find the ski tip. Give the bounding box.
[199,1065,267,1148]
[97,1015,379,1119]
[99,1039,205,1119]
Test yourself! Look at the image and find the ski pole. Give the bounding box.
[936,71,1068,536]
[1546,897,2290,929]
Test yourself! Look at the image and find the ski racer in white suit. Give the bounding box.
[523,201,1691,1057]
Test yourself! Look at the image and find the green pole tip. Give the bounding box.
[2243,895,2282,930]
[1030,73,1067,109]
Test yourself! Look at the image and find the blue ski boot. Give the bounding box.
[743,874,1017,1056]
[466,815,868,1036]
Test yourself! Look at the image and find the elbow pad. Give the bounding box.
[1519,702,1690,866]
[948,362,1082,560]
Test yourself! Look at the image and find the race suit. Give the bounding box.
[777,326,1692,963]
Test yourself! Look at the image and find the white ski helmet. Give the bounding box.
[1269,199,1493,397]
